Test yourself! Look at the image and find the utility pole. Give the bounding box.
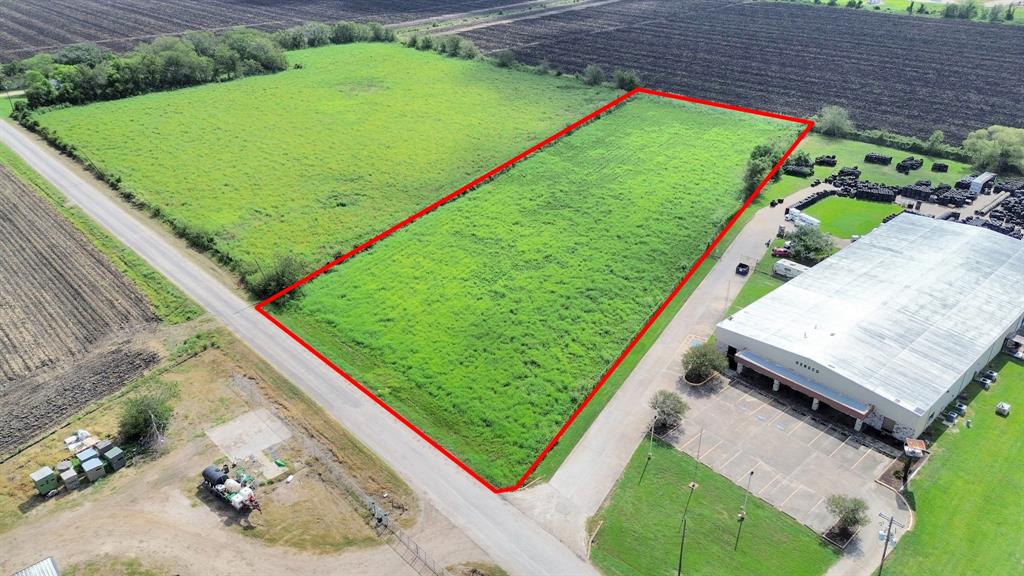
[876,512,905,575]
[647,415,656,460]
[677,429,704,575]
[734,470,754,551]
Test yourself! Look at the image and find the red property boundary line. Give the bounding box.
[255,87,814,493]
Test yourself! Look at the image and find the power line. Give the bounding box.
[876,512,905,575]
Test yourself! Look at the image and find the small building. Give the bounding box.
[717,214,1024,439]
[60,468,80,490]
[29,467,59,496]
[81,458,106,482]
[95,439,114,455]
[12,557,61,576]
[103,446,126,471]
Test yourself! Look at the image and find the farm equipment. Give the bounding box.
[202,465,261,513]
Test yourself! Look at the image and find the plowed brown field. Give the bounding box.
[0,165,158,453]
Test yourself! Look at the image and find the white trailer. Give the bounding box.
[773,258,809,279]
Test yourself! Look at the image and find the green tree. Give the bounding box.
[743,141,786,194]
[787,225,835,263]
[815,105,854,137]
[581,64,605,86]
[494,50,517,68]
[649,390,689,431]
[825,494,869,533]
[963,125,1024,174]
[119,393,173,446]
[925,129,945,154]
[683,341,727,383]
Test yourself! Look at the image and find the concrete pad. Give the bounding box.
[206,409,291,478]
[758,433,813,472]
[831,439,874,473]
[784,486,824,527]
[734,391,764,414]
[761,476,801,509]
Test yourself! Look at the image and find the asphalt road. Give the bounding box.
[0,121,596,576]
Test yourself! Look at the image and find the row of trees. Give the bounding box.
[15,29,288,108]
[404,33,481,60]
[942,0,1015,21]
[6,20,401,109]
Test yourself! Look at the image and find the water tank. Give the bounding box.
[202,466,228,486]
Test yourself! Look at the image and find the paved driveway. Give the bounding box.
[665,377,912,575]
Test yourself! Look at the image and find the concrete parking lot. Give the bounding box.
[666,375,912,574]
[671,380,894,531]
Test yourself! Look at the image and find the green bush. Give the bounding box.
[244,254,310,300]
[581,64,605,86]
[963,125,1024,174]
[119,393,173,446]
[613,69,641,90]
[493,50,517,68]
[814,104,854,137]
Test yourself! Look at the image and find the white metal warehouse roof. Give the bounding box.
[720,213,1024,415]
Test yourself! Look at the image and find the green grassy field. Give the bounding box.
[273,96,799,486]
[32,43,616,283]
[803,196,904,238]
[0,141,199,324]
[761,133,973,201]
[886,355,1024,576]
[591,441,837,575]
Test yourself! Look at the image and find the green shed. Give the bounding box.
[29,466,59,495]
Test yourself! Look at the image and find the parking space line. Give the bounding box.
[809,428,825,445]
[780,486,801,507]
[785,413,810,436]
[719,450,743,470]
[679,430,702,451]
[830,435,851,457]
[767,409,785,425]
[853,447,875,469]
[808,497,825,513]
[699,439,724,461]
[758,472,781,496]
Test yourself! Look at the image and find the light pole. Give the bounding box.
[734,470,754,551]
[877,512,905,575]
[647,415,656,460]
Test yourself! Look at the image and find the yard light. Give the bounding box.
[734,470,754,551]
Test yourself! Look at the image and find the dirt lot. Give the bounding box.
[0,164,160,453]
[0,329,496,575]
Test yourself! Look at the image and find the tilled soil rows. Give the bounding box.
[0,0,520,60]
[0,165,159,452]
[462,0,1024,140]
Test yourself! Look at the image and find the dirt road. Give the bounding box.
[0,120,593,576]
[0,440,462,575]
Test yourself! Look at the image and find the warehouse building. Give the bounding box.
[716,214,1024,439]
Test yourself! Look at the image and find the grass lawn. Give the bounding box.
[591,441,837,575]
[762,133,973,201]
[0,140,199,324]
[803,196,904,238]
[32,43,617,284]
[272,95,801,487]
[885,355,1024,576]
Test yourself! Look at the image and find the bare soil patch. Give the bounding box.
[0,165,159,454]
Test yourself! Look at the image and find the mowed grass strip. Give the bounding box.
[591,441,837,576]
[32,43,615,278]
[803,196,903,238]
[273,96,799,486]
[885,356,1024,576]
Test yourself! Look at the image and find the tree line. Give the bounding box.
[1,21,398,110]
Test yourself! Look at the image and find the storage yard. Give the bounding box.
[460,0,1024,139]
[0,165,159,454]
